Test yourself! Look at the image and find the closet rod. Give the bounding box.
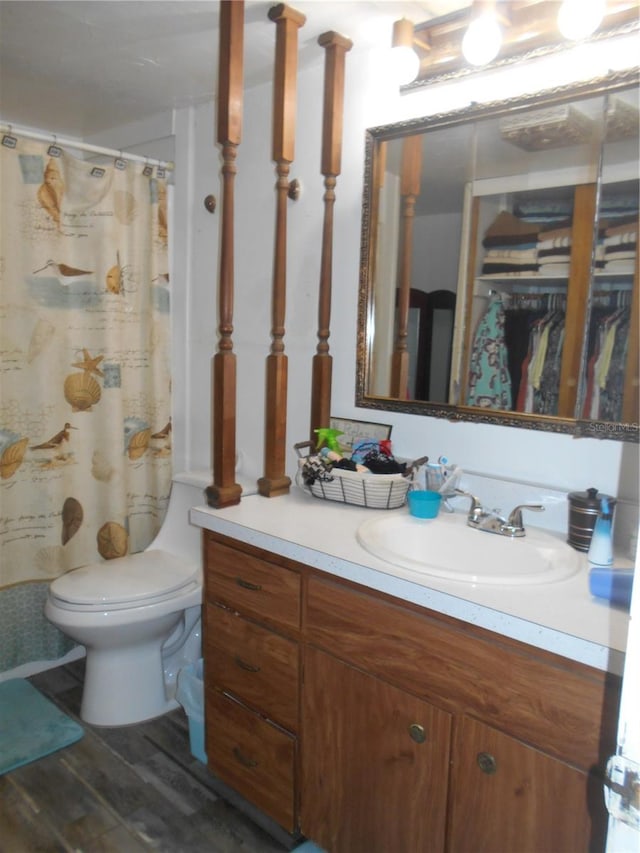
[0,123,174,171]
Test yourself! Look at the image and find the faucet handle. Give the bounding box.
[455,490,484,521]
[506,504,545,532]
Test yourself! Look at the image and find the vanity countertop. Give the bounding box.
[191,491,630,676]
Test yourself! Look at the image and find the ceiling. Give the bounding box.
[0,0,468,138]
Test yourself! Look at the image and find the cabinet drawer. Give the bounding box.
[206,537,301,633]
[206,688,296,832]
[206,603,299,732]
[306,575,617,771]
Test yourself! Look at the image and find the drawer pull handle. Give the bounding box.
[235,577,262,591]
[235,656,261,673]
[477,752,498,774]
[233,747,258,768]
[408,723,426,744]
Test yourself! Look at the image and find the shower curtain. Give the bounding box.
[0,136,172,672]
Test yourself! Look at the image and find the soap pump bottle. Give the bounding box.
[587,497,614,567]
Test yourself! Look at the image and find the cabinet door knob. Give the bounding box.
[477,752,498,774]
[409,723,426,744]
[233,746,258,768]
[235,577,262,591]
[235,656,261,673]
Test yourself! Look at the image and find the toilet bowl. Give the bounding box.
[45,475,206,727]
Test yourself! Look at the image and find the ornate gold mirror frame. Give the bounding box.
[356,68,639,442]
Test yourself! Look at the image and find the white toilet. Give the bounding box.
[45,476,206,727]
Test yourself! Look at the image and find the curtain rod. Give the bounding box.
[0,123,174,171]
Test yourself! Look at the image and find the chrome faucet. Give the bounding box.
[455,490,544,538]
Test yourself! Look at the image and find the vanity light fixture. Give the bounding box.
[557,0,606,40]
[461,1,505,67]
[390,18,420,85]
[407,0,639,86]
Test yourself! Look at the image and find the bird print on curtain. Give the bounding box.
[0,136,172,671]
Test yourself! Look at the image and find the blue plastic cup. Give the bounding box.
[407,490,441,519]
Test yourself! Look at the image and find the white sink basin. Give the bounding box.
[356,512,582,585]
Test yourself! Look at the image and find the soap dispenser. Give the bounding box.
[587,497,613,567]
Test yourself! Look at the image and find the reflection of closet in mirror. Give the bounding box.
[460,89,638,421]
[461,184,597,418]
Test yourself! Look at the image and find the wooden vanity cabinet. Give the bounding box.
[203,531,302,832]
[203,534,620,851]
[301,574,620,853]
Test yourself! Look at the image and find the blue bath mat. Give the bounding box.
[0,678,84,775]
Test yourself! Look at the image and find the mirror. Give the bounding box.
[356,69,639,441]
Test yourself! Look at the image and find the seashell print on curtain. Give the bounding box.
[0,138,172,672]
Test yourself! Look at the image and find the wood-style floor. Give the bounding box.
[0,660,296,853]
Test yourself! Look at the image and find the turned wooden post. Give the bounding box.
[258,3,306,497]
[309,31,352,446]
[559,183,597,419]
[206,0,244,509]
[390,133,422,399]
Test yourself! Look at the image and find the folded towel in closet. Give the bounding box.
[605,246,636,259]
[482,211,540,247]
[538,235,571,251]
[603,258,636,272]
[537,220,572,242]
[481,246,538,257]
[603,226,638,243]
[538,246,572,260]
[603,214,638,235]
[537,262,570,276]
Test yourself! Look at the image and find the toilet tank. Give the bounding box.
[147,473,209,565]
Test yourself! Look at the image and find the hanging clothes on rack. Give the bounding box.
[502,294,566,416]
[582,305,630,422]
[503,298,546,406]
[531,310,566,415]
[466,297,512,409]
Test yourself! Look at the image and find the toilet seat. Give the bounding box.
[49,549,201,611]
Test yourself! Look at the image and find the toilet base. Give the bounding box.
[81,641,178,727]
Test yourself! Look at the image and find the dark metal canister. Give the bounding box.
[567,488,616,552]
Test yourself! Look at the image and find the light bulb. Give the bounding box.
[390,45,420,85]
[462,12,503,66]
[557,0,605,40]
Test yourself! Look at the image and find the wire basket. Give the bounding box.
[295,442,411,509]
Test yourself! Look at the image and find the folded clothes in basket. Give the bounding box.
[294,441,418,510]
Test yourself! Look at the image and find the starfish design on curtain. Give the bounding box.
[72,349,104,378]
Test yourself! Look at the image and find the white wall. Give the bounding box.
[171,29,639,512]
[413,211,461,294]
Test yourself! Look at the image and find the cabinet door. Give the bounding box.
[448,716,607,853]
[301,647,451,853]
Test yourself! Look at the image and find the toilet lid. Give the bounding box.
[50,550,200,606]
